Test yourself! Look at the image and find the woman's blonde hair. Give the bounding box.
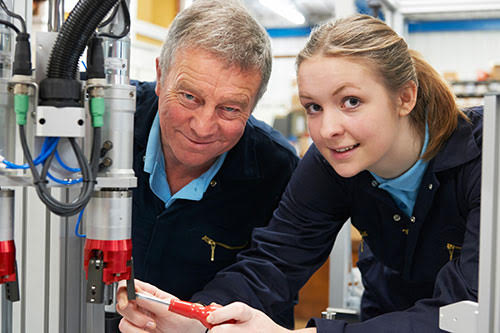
[297,14,467,160]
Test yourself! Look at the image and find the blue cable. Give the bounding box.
[75,208,86,238]
[3,137,84,184]
[3,137,59,169]
[47,171,83,185]
[55,151,81,172]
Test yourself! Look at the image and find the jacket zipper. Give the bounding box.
[201,235,248,262]
[360,231,368,253]
[446,243,462,261]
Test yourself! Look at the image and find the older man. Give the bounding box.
[128,0,298,329]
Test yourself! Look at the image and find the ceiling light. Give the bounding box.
[259,0,306,25]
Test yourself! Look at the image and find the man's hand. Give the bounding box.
[116,279,206,333]
[206,302,315,333]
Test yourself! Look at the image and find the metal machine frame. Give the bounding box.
[0,1,136,332]
[439,95,500,333]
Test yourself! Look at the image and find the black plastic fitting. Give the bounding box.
[87,36,106,80]
[39,78,82,107]
[12,33,32,76]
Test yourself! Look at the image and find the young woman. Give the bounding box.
[117,14,481,333]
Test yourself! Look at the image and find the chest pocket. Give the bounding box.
[201,235,248,262]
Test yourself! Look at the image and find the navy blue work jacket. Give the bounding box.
[130,81,299,328]
[193,108,482,332]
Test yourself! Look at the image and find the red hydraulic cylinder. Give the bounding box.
[0,240,16,284]
[83,239,133,283]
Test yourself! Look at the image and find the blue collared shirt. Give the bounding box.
[370,124,430,216]
[143,113,227,208]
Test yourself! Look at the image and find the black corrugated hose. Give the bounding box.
[47,0,118,80]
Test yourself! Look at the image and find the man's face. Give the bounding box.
[155,48,262,174]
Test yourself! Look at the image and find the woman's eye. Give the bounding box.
[305,103,322,114]
[342,97,361,109]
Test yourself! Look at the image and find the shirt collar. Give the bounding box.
[370,122,430,192]
[144,113,227,207]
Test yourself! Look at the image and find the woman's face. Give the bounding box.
[298,55,417,179]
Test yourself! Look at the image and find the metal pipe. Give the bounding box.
[48,0,64,32]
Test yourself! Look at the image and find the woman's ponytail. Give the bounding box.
[410,50,468,160]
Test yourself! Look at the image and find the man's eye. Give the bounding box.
[305,103,322,114]
[183,93,196,101]
[222,106,237,112]
[342,97,361,109]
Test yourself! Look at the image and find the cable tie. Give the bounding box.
[33,179,49,185]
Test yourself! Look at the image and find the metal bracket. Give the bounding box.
[86,255,105,304]
[4,261,20,302]
[439,301,479,333]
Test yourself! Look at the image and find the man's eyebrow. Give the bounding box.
[220,94,250,108]
[176,81,201,95]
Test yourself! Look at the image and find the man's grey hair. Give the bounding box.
[158,0,272,103]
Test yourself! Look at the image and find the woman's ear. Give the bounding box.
[398,80,418,117]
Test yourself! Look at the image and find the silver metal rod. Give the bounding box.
[135,292,171,308]
[48,0,64,32]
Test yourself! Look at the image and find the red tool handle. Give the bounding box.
[169,299,237,329]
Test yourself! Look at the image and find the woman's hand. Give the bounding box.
[116,279,206,333]
[207,302,315,333]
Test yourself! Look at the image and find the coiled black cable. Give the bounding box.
[98,0,121,29]
[0,18,19,34]
[47,0,118,80]
[98,0,130,40]
[19,125,101,216]
[0,0,26,33]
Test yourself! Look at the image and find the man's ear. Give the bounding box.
[398,80,418,117]
[155,57,162,97]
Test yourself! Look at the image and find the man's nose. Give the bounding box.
[190,106,217,138]
[319,109,344,139]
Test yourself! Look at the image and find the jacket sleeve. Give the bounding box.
[308,156,481,333]
[191,145,350,320]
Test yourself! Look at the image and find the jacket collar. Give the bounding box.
[432,108,482,173]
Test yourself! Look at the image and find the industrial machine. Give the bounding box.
[0,0,137,331]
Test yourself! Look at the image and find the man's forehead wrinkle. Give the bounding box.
[173,69,254,106]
